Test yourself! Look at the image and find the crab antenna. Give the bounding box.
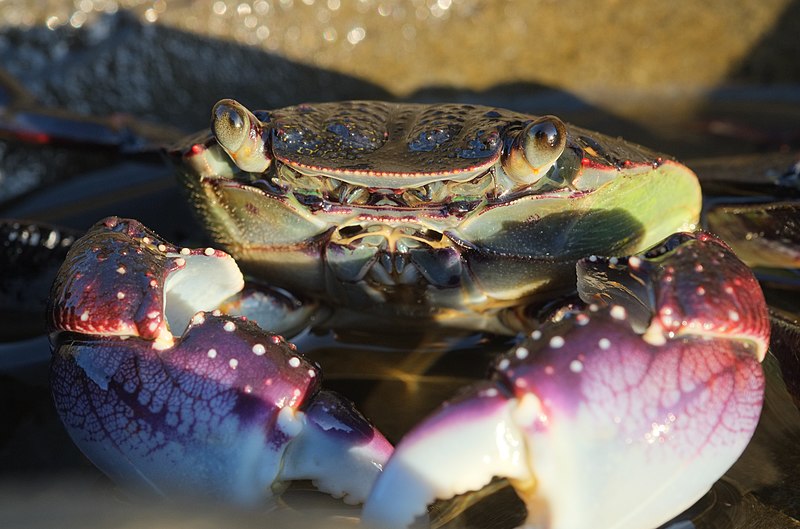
[211,99,272,173]
[501,115,567,186]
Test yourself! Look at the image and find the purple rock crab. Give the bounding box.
[27,99,792,528]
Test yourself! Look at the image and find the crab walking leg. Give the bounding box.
[363,232,769,529]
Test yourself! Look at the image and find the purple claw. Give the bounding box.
[363,231,769,529]
[49,217,391,504]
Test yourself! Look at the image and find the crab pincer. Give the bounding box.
[363,231,769,529]
[48,217,392,505]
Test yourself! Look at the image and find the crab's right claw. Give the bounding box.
[362,381,531,528]
[363,232,769,529]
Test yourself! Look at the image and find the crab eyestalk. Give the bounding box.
[363,231,768,529]
[212,98,272,173]
[501,115,567,186]
[48,217,392,505]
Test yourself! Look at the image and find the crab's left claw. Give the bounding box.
[49,217,392,505]
[363,232,769,529]
[279,389,394,504]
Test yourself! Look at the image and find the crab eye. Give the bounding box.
[522,115,567,170]
[212,101,247,153]
[501,115,567,188]
[211,99,271,173]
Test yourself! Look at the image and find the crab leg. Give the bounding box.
[363,232,769,529]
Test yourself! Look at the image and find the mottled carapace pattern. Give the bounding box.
[224,101,667,177]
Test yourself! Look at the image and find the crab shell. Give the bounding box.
[48,217,392,505]
[362,231,769,529]
[172,100,701,328]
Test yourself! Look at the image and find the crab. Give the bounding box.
[2,97,799,528]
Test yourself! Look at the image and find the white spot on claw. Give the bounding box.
[252,343,266,355]
[180,247,190,255]
[569,359,583,373]
[116,266,126,274]
[288,356,301,368]
[244,385,253,393]
[498,358,510,370]
[116,291,125,300]
[223,321,236,332]
[598,338,611,350]
[308,369,316,378]
[157,244,167,252]
[610,305,627,320]
[516,346,529,359]
[229,358,238,369]
[80,311,89,322]
[277,407,303,437]
[191,313,205,326]
[728,310,740,322]
[512,393,544,425]
[204,247,215,256]
[628,256,641,268]
[175,257,186,267]
[549,336,565,348]
[147,311,159,319]
[207,348,217,358]
[531,330,542,340]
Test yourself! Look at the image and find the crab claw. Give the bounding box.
[363,231,768,529]
[49,217,391,504]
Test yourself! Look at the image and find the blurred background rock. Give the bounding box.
[0,0,798,154]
